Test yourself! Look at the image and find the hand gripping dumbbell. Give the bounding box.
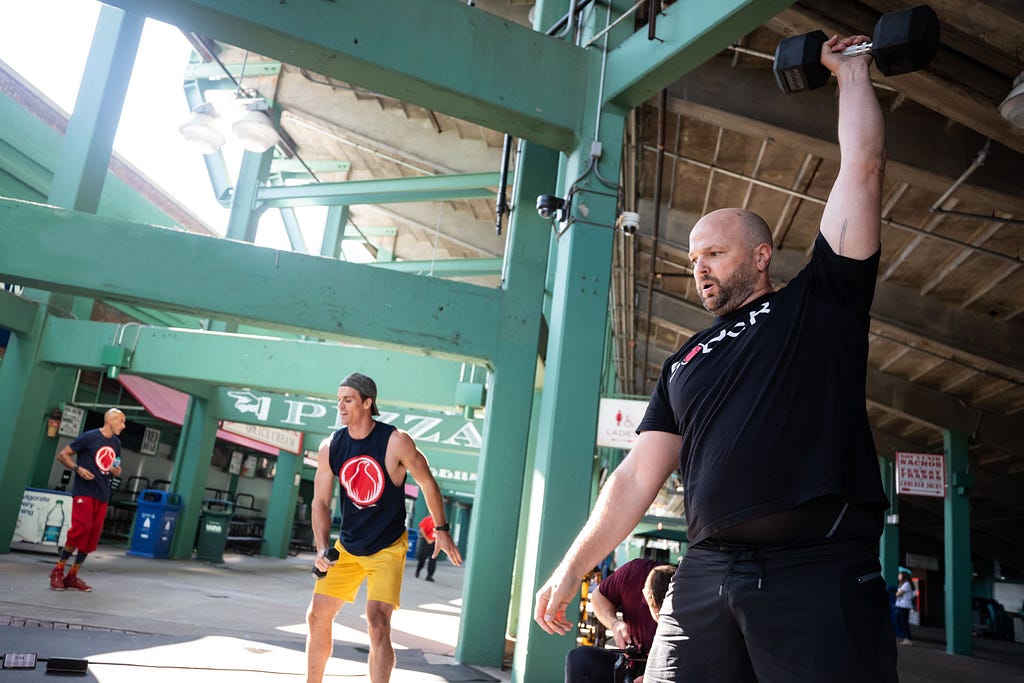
[312,546,340,579]
[774,4,940,94]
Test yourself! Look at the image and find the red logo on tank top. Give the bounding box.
[339,455,385,509]
[95,446,117,473]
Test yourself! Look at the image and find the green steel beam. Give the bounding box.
[0,93,62,196]
[100,0,587,151]
[0,139,50,199]
[0,198,503,363]
[257,172,502,209]
[343,226,396,239]
[106,302,203,329]
[0,290,39,335]
[371,258,501,278]
[184,60,281,80]
[37,318,468,409]
[271,160,350,175]
[603,0,796,109]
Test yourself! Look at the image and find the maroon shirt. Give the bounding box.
[595,558,662,653]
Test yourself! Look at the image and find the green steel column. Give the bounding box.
[30,422,62,488]
[508,386,546,641]
[263,451,301,558]
[321,205,350,259]
[456,141,557,667]
[0,313,54,553]
[226,149,274,242]
[212,149,273,334]
[279,207,309,254]
[943,429,973,656]
[0,5,142,553]
[878,456,899,586]
[168,396,219,559]
[513,107,626,680]
[453,503,471,558]
[48,6,143,212]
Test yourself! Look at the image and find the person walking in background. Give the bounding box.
[894,569,916,645]
[306,372,462,683]
[415,514,438,581]
[49,408,125,592]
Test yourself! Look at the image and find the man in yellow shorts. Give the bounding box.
[306,373,462,683]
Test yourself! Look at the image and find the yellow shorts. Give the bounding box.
[313,532,408,608]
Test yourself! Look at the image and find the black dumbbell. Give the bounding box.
[312,546,340,579]
[774,5,940,94]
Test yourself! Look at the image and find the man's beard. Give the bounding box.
[698,263,759,315]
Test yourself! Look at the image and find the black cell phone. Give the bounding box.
[46,657,89,674]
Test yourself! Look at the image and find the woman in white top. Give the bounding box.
[894,570,915,645]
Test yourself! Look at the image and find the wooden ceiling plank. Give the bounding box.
[880,201,955,282]
[960,262,1020,307]
[920,219,1004,295]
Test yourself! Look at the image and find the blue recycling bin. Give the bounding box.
[127,489,182,559]
[406,529,418,559]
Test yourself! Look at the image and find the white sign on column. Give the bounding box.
[895,452,946,497]
[596,398,650,450]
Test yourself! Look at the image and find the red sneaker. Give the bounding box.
[49,567,65,591]
[63,572,92,592]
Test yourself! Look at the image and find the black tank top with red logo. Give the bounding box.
[329,421,406,555]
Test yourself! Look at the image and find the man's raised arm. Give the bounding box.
[819,34,886,259]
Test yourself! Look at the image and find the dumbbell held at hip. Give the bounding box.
[312,546,340,579]
[774,4,939,94]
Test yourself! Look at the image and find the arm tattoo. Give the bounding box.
[838,218,848,255]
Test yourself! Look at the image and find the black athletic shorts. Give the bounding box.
[644,538,898,682]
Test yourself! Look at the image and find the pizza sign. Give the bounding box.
[895,452,946,498]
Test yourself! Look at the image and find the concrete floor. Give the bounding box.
[2,544,1023,682]
[0,544,505,682]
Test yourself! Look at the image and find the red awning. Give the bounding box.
[118,375,279,456]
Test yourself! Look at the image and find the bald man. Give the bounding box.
[50,408,125,592]
[537,33,896,682]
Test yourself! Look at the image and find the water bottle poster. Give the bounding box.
[12,488,73,549]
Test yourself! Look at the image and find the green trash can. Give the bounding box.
[194,500,233,563]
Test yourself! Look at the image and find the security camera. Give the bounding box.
[618,211,640,235]
[536,194,566,220]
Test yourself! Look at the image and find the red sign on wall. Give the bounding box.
[895,452,946,498]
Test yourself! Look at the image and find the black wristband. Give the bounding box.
[434,523,450,532]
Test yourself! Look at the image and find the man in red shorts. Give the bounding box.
[49,408,125,592]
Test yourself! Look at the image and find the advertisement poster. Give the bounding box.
[59,405,84,438]
[12,488,73,553]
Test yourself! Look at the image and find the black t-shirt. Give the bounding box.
[639,234,889,545]
[68,429,120,503]
[329,421,407,556]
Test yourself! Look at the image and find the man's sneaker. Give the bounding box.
[49,567,65,591]
[63,572,92,592]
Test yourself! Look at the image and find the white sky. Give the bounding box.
[0,0,333,253]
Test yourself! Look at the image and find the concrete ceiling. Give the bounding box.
[106,0,1023,576]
